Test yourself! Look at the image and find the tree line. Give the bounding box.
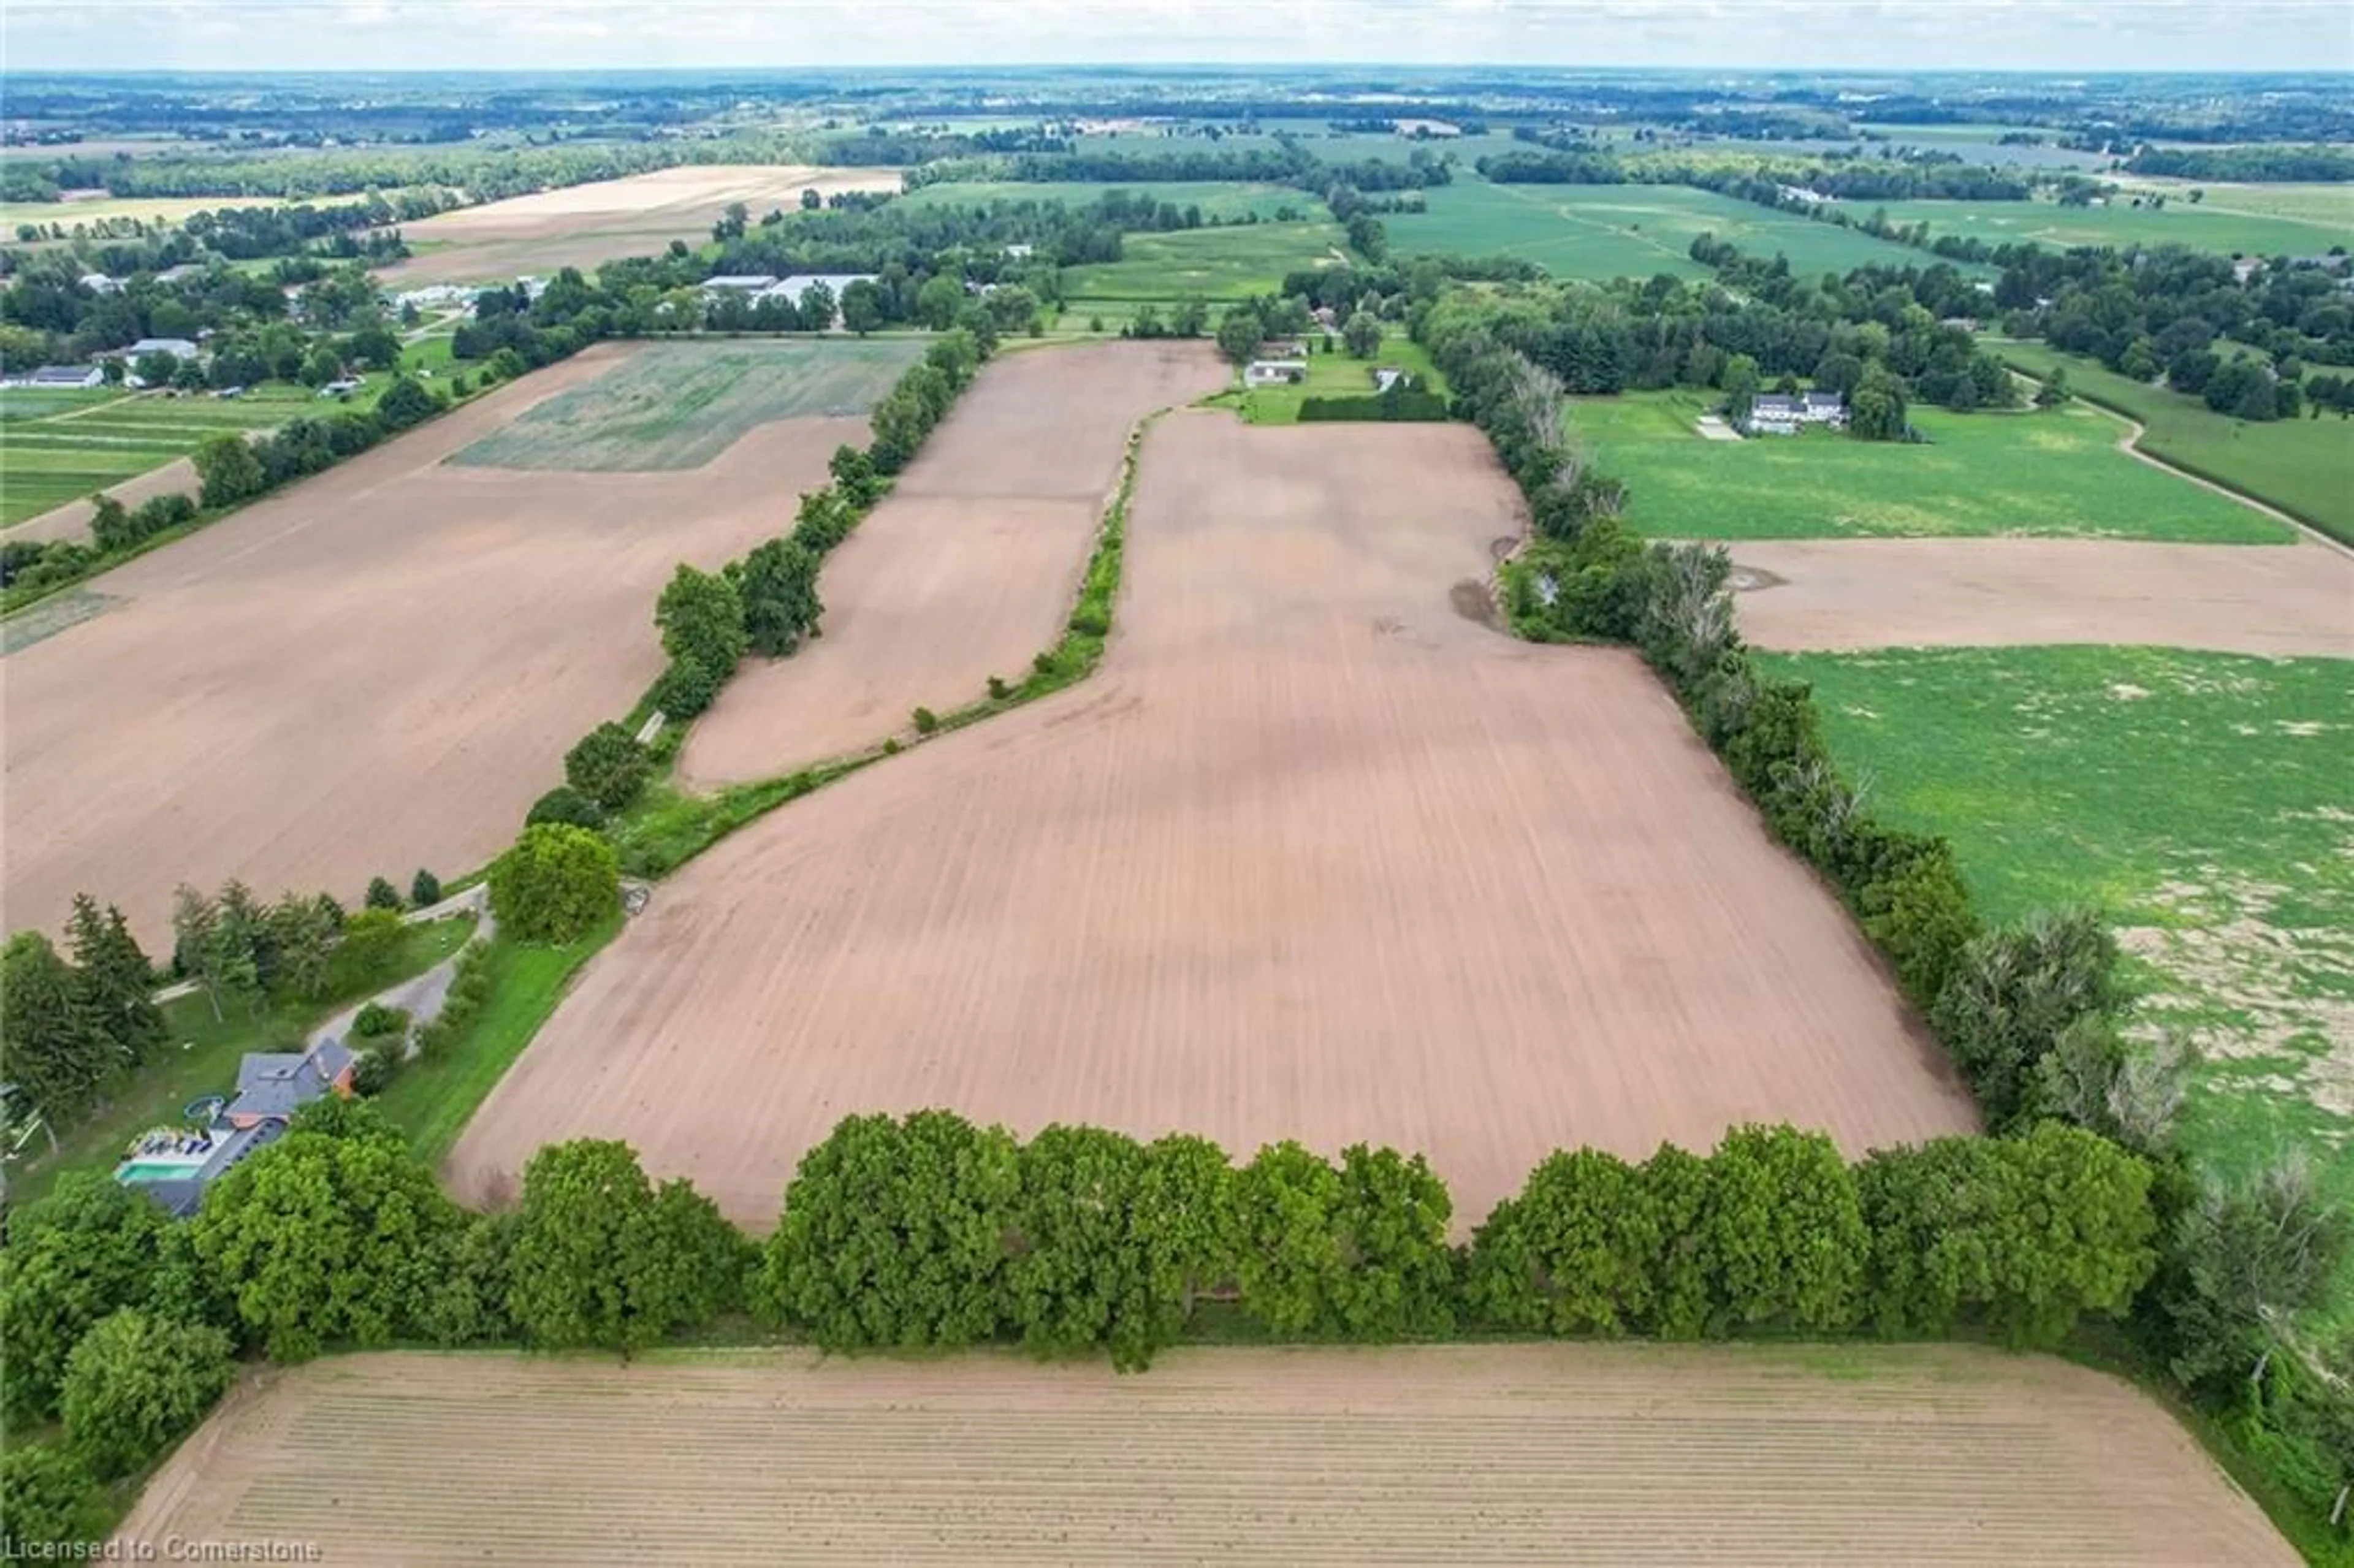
[1425,308,2353,1550]
[0,1097,2171,1551]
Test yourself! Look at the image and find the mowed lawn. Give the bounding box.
[448,338,921,471]
[1205,336,1449,425]
[898,181,1327,223]
[1836,197,2353,259]
[1062,221,1347,303]
[1761,645,2354,1225]
[1574,390,2289,542]
[1992,338,2354,546]
[1383,180,1948,281]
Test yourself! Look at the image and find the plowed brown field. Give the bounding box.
[375,165,902,286]
[451,416,1974,1229]
[1731,537,2354,655]
[2,343,858,945]
[682,341,1228,786]
[116,1344,2295,1566]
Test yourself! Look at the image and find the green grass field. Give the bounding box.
[448,338,923,471]
[1061,221,1348,303]
[2115,180,2354,233]
[1202,335,1449,425]
[1383,179,1949,281]
[898,180,1328,223]
[1837,196,2353,258]
[1,340,459,526]
[1760,645,2353,1211]
[1992,339,2354,546]
[2,915,476,1211]
[1570,389,2289,542]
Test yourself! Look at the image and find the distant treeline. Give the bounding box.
[2121,145,2354,183]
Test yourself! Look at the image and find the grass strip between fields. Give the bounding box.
[371,916,622,1171]
[603,404,1161,880]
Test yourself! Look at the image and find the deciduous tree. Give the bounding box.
[736,538,824,658]
[191,1127,459,1360]
[762,1110,1019,1350]
[59,1309,235,1480]
[488,824,617,944]
[1699,1124,1865,1335]
[1469,1147,1659,1334]
[0,1174,169,1427]
[563,721,651,813]
[506,1140,747,1353]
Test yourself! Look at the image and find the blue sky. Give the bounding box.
[4,0,2348,74]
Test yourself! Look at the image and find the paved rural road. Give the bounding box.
[308,885,494,1057]
[150,884,490,1008]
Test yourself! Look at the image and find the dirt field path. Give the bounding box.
[452,416,1973,1230]
[116,1342,2296,1566]
[1728,537,2354,655]
[680,340,1227,787]
[2,343,858,946]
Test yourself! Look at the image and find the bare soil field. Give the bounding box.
[682,340,1228,786]
[1730,538,2354,656]
[373,164,901,284]
[2,342,860,946]
[452,416,1974,1230]
[117,1343,2295,1566]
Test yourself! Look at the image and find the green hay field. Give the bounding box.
[1760,645,2353,1210]
[1838,197,2353,259]
[448,338,923,472]
[897,180,1328,223]
[1571,390,2289,542]
[1991,339,2354,546]
[0,373,423,527]
[1061,221,1349,303]
[1382,179,1949,281]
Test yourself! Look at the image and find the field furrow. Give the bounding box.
[117,1344,2296,1566]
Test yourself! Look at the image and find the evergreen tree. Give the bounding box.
[64,896,163,1067]
[0,934,115,1122]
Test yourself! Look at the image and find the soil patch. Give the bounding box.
[1727,538,2354,656]
[453,417,1975,1231]
[2,343,856,945]
[116,1344,2296,1566]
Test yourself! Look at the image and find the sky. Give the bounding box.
[2,0,2349,75]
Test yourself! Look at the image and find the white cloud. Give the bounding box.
[3,0,2348,71]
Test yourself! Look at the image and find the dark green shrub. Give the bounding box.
[363,875,403,911]
[912,706,939,734]
[986,674,1010,700]
[351,1002,410,1039]
[1468,1147,1659,1334]
[409,868,441,907]
[525,785,604,831]
[650,656,721,720]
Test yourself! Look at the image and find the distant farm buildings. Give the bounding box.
[1742,390,1848,436]
[124,336,200,362]
[1,364,104,389]
[1246,359,1308,387]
